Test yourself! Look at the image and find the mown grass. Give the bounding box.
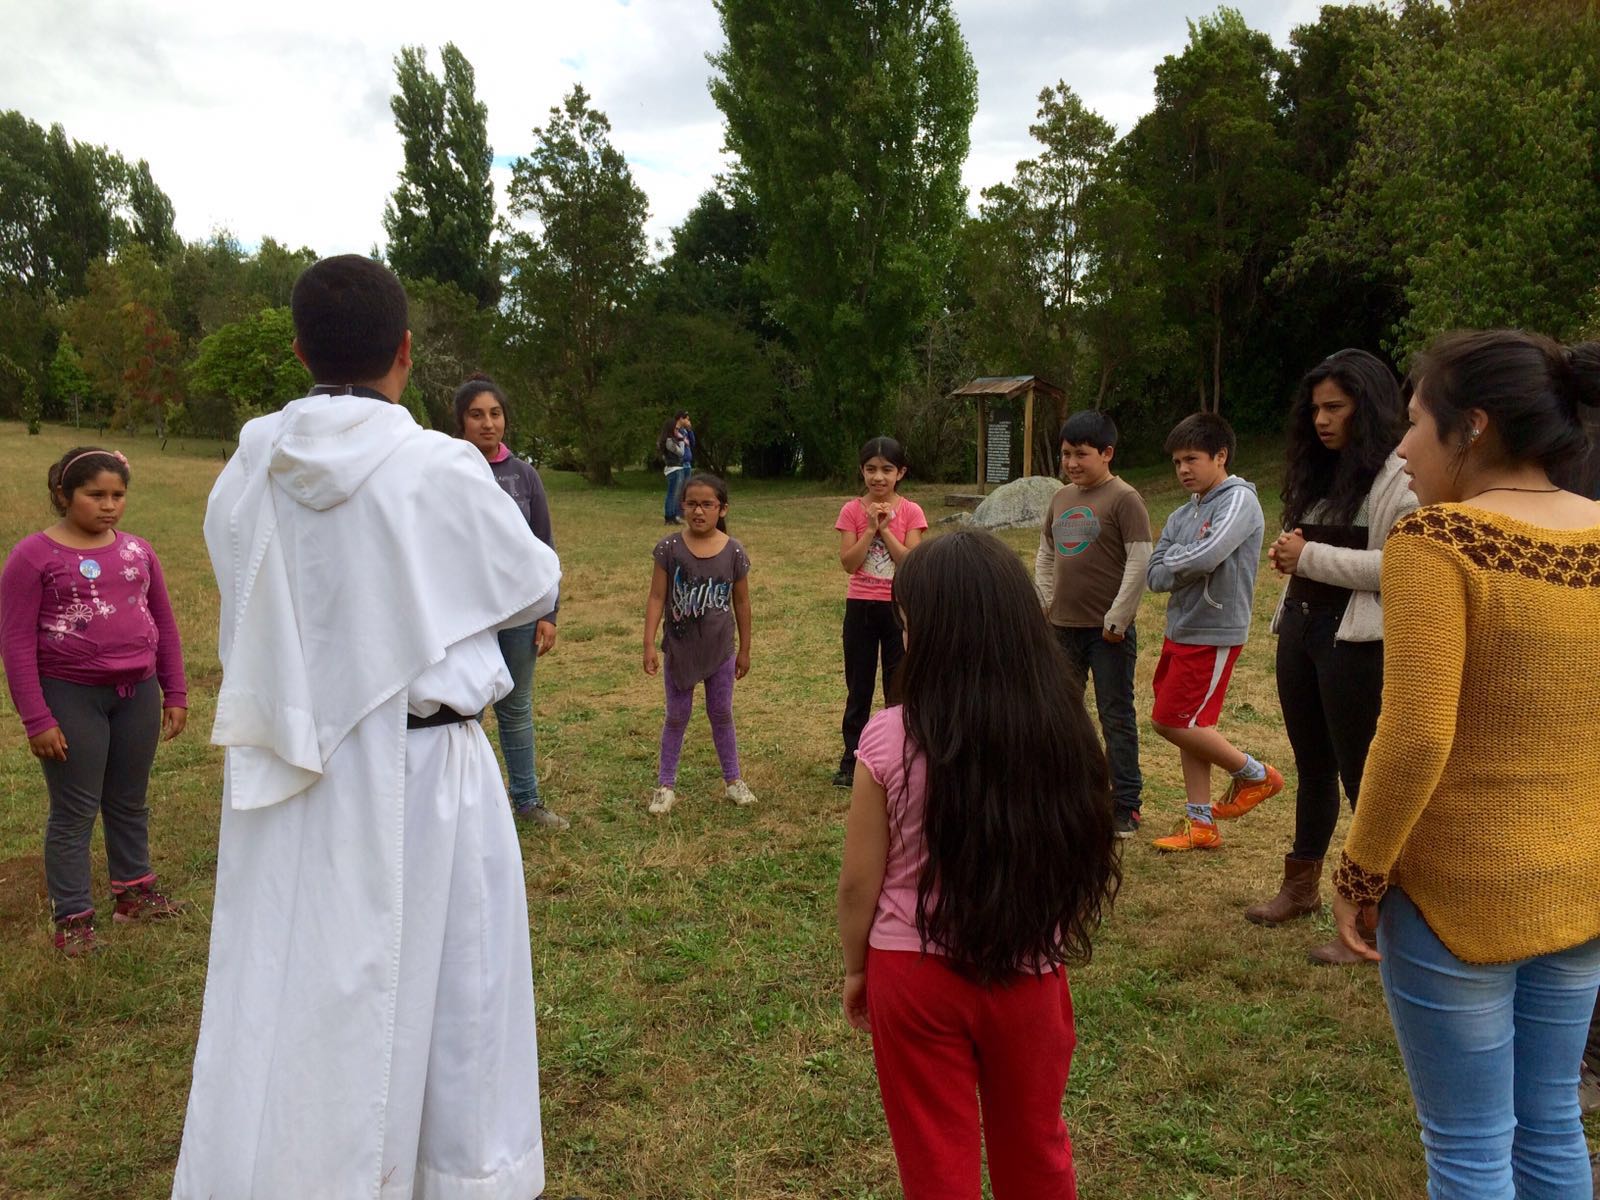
[0,419,1582,1198]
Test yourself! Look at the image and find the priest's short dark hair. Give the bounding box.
[291,255,409,384]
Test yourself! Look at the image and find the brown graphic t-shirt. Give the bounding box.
[1041,477,1152,628]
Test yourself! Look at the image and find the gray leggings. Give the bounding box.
[38,676,161,919]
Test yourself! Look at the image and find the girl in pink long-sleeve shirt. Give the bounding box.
[0,447,188,956]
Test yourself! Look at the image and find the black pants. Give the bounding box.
[38,676,161,919]
[840,598,904,770]
[1275,603,1383,860]
[1054,624,1142,815]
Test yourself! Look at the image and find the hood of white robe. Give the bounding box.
[204,394,560,810]
[267,394,415,510]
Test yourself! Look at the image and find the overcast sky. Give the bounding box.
[3,0,1332,257]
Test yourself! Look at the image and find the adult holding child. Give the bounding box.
[1331,331,1600,1198]
[1245,350,1417,964]
[455,372,570,831]
[659,410,692,525]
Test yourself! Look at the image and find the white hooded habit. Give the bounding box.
[173,393,560,1200]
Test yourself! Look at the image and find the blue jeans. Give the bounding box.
[494,623,541,810]
[1379,888,1600,1199]
[664,468,688,520]
[1053,624,1142,815]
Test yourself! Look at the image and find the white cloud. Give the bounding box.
[0,0,1342,256]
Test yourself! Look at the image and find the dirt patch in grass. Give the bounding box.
[0,854,48,932]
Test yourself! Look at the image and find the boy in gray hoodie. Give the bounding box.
[1145,413,1283,851]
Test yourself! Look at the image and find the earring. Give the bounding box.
[1469,427,1481,441]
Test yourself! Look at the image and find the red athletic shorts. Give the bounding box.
[1151,638,1243,728]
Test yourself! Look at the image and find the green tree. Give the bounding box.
[1285,0,1600,358]
[710,0,978,475]
[503,85,649,484]
[600,311,780,477]
[0,113,111,298]
[46,334,95,424]
[401,277,491,430]
[0,112,177,299]
[1122,8,1305,414]
[384,44,499,306]
[1078,172,1174,416]
[958,83,1114,429]
[188,307,310,436]
[63,245,183,432]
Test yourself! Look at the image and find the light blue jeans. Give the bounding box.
[494,623,541,810]
[1379,888,1600,1199]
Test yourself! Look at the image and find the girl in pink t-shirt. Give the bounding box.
[0,448,188,956]
[832,436,927,788]
[835,529,1122,1200]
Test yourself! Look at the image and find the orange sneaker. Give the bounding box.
[1212,764,1284,820]
[1152,819,1222,852]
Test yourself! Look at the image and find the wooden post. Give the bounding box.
[977,397,988,493]
[1022,383,1035,477]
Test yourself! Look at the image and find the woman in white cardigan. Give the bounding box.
[1246,349,1417,963]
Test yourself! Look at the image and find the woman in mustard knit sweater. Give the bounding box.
[1331,330,1600,1199]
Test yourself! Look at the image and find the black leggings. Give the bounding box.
[1275,603,1383,860]
[840,598,903,770]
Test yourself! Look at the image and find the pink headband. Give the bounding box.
[60,449,129,479]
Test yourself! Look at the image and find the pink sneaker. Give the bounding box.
[53,911,100,957]
[113,880,187,923]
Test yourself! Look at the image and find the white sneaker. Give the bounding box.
[725,779,757,807]
[648,787,676,815]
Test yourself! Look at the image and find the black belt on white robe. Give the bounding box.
[406,705,483,730]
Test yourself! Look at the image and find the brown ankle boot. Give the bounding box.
[1244,855,1323,926]
[1308,913,1378,965]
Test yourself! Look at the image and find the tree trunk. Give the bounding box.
[1211,287,1223,414]
[1095,362,1113,410]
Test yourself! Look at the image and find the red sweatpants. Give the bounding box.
[865,946,1078,1200]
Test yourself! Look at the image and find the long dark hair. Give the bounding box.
[1281,349,1404,528]
[682,471,729,533]
[1412,330,1600,481]
[452,373,507,436]
[894,530,1120,983]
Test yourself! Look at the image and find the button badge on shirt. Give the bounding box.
[79,559,102,580]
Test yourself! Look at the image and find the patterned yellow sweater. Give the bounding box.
[1333,504,1600,964]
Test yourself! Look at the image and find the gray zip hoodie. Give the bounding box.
[1146,475,1264,646]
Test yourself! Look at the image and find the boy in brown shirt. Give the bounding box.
[1034,411,1152,837]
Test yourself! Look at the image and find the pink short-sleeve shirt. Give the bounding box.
[835,498,928,602]
[856,705,942,956]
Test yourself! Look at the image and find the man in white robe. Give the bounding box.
[173,256,560,1200]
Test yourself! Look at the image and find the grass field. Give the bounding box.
[0,419,1583,1199]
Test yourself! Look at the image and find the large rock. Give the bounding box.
[969,475,1063,530]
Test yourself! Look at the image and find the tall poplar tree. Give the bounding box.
[503,85,649,485]
[384,43,499,306]
[710,0,977,475]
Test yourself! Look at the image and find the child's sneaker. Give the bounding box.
[112,880,187,922]
[1113,810,1141,839]
[53,911,100,957]
[725,779,757,807]
[831,765,854,789]
[1212,764,1284,820]
[648,786,676,815]
[1153,818,1222,852]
